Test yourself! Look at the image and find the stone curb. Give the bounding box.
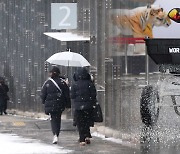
[91,125,140,145]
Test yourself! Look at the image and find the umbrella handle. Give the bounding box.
[66,66,70,85]
[67,63,69,78]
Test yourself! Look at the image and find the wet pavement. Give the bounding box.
[0,114,139,154]
[1,113,180,154]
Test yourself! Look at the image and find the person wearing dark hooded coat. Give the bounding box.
[71,67,97,146]
[41,66,71,144]
[0,77,9,115]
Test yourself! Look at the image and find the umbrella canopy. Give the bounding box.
[46,51,91,67]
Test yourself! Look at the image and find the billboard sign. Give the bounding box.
[51,3,77,30]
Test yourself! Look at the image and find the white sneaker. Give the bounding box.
[52,135,58,144]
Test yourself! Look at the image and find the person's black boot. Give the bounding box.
[3,111,7,115]
[85,138,91,144]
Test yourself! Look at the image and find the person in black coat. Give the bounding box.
[0,77,9,115]
[71,67,97,146]
[41,66,71,144]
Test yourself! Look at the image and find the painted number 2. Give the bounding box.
[59,6,71,27]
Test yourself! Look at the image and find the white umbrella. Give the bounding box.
[46,51,91,67]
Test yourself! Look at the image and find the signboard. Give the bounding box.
[51,3,77,29]
[153,0,180,38]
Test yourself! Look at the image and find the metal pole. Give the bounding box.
[145,44,149,85]
[125,44,128,75]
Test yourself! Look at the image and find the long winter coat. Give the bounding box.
[71,68,97,110]
[0,83,9,108]
[41,77,71,115]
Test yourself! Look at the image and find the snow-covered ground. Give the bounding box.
[92,132,123,144]
[91,132,137,148]
[0,133,73,154]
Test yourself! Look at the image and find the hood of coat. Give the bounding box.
[0,77,5,84]
[74,67,91,81]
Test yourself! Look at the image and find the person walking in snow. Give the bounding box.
[71,67,97,146]
[41,66,71,144]
[0,77,9,115]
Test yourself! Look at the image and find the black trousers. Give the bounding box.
[50,112,62,137]
[3,100,7,112]
[0,97,5,114]
[0,106,2,114]
[76,109,93,142]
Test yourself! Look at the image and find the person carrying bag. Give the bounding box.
[93,103,103,123]
[41,66,71,144]
[71,67,98,146]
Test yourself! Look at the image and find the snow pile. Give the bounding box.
[92,132,123,144]
[0,133,73,154]
[92,132,138,148]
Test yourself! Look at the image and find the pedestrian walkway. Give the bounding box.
[0,114,140,154]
